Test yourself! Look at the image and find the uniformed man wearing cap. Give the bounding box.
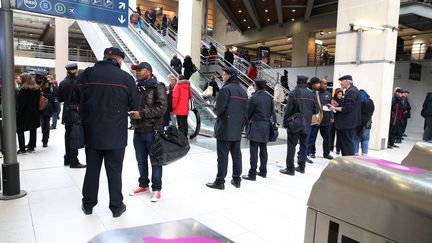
[206,67,248,189]
[57,63,86,169]
[281,75,318,176]
[328,75,361,155]
[79,47,139,218]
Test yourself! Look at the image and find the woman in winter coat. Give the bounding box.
[170,53,182,75]
[172,75,192,136]
[247,63,257,80]
[421,92,432,142]
[183,55,196,80]
[330,88,343,154]
[16,73,40,153]
[242,79,274,180]
[353,89,375,155]
[36,70,55,147]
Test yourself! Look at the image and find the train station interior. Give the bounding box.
[1,0,432,242]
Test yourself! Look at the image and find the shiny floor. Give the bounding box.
[0,125,421,243]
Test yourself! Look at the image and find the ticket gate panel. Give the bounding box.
[401,142,432,171]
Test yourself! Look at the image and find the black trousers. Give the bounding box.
[249,141,268,176]
[40,115,51,144]
[17,129,36,150]
[337,129,355,156]
[330,123,341,152]
[64,123,79,166]
[388,122,401,145]
[286,130,309,170]
[424,117,432,141]
[176,115,188,137]
[216,140,242,184]
[401,118,408,137]
[82,147,125,213]
[308,125,331,156]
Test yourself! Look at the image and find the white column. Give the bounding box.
[292,32,315,67]
[55,17,69,81]
[333,0,400,150]
[177,0,203,68]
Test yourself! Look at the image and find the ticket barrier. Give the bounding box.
[304,156,432,243]
[401,141,432,171]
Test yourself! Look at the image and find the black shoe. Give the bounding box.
[241,175,256,181]
[336,151,340,155]
[306,158,314,164]
[17,149,27,154]
[27,148,35,152]
[323,155,334,160]
[231,179,241,188]
[280,168,295,176]
[387,145,393,149]
[402,134,407,137]
[310,153,316,158]
[392,144,399,148]
[43,143,48,148]
[112,204,126,218]
[82,205,92,215]
[206,182,225,190]
[70,163,87,169]
[295,166,305,174]
[257,172,267,178]
[50,126,56,130]
[395,140,402,144]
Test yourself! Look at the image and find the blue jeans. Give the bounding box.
[353,129,371,155]
[133,131,162,191]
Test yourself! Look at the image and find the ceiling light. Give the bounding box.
[265,9,268,12]
[291,18,295,22]
[267,18,270,22]
[243,19,246,22]
[248,26,251,29]
[238,10,242,13]
[327,31,332,34]
[411,35,416,38]
[292,9,296,12]
[29,33,33,36]
[287,37,292,41]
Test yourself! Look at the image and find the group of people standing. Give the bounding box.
[170,54,197,80]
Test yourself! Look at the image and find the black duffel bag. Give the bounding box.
[150,125,190,166]
[70,120,85,149]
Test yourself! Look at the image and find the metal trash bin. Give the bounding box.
[401,141,432,171]
[304,156,432,243]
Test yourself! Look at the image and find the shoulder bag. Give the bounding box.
[150,125,190,166]
[284,93,306,133]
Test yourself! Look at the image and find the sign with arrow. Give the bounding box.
[16,0,129,27]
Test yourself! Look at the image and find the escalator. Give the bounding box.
[78,21,215,138]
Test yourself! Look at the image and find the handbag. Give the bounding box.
[283,93,306,133]
[39,93,48,111]
[70,121,85,149]
[201,86,213,98]
[150,125,190,166]
[311,91,323,126]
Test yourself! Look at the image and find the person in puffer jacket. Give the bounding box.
[172,75,192,136]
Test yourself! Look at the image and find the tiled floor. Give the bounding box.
[0,126,422,243]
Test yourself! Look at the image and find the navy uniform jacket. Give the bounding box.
[319,89,333,127]
[57,75,79,124]
[335,85,361,130]
[214,77,248,141]
[246,90,274,143]
[283,84,318,134]
[78,61,139,150]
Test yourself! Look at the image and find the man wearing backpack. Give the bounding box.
[129,62,167,202]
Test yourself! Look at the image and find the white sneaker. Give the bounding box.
[150,191,161,202]
[129,187,149,196]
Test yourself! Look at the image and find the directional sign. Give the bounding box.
[16,0,129,27]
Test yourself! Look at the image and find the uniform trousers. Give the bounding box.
[286,130,309,170]
[308,125,331,156]
[423,117,432,141]
[248,141,268,176]
[82,147,125,214]
[64,123,79,165]
[337,129,355,156]
[215,140,242,184]
[40,115,51,143]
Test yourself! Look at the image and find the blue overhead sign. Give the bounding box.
[16,0,129,27]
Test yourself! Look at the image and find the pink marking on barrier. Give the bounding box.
[356,157,427,175]
[143,237,222,243]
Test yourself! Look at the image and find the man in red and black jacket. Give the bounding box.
[388,89,404,148]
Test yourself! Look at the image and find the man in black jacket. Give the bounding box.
[399,90,411,140]
[224,48,234,66]
[129,62,167,202]
[280,69,289,91]
[57,63,86,169]
[328,75,361,156]
[79,47,139,218]
[281,75,318,175]
[207,68,248,189]
[388,89,404,148]
[421,92,432,142]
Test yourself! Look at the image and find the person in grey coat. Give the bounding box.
[242,79,274,181]
[206,68,248,190]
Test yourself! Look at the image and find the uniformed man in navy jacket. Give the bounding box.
[79,47,139,218]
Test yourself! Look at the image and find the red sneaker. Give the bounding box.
[129,187,149,196]
[150,191,161,202]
